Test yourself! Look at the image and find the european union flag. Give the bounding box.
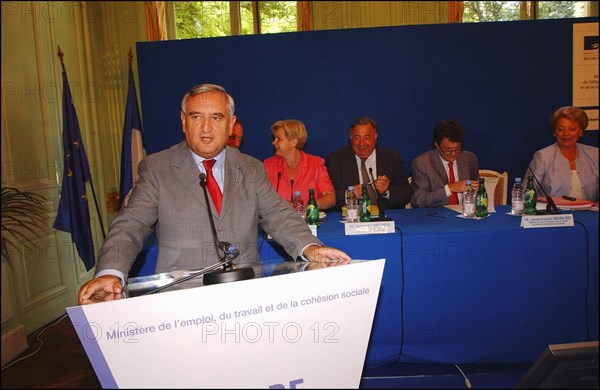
[118,62,145,209]
[53,61,95,271]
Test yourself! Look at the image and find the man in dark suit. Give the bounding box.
[227,117,244,149]
[79,83,350,303]
[411,119,479,208]
[326,116,411,211]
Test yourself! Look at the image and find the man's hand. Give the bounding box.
[78,275,122,305]
[303,245,351,264]
[354,184,363,198]
[304,261,348,270]
[374,175,390,194]
[449,179,478,194]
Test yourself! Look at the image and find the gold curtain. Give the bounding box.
[590,1,599,17]
[297,1,312,31]
[448,1,464,23]
[520,1,538,19]
[146,1,167,41]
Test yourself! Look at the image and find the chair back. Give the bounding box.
[478,170,509,206]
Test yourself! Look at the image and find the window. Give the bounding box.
[175,2,231,38]
[249,1,297,34]
[463,1,520,22]
[463,1,590,23]
[537,1,587,19]
[175,1,298,39]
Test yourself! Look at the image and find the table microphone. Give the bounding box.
[369,167,391,221]
[199,173,255,285]
[527,166,560,215]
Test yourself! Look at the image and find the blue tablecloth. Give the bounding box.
[389,206,598,366]
[259,207,599,367]
[134,206,599,368]
[258,215,404,369]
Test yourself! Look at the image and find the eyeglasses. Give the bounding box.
[426,207,451,218]
[439,147,461,155]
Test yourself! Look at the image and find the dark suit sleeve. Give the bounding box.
[380,149,411,209]
[326,150,349,209]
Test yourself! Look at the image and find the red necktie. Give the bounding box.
[448,161,458,205]
[203,159,222,214]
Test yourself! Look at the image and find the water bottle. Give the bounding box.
[345,185,359,222]
[292,191,304,219]
[523,175,537,215]
[462,180,476,218]
[511,177,524,216]
[475,177,489,218]
[305,188,320,226]
[359,183,371,222]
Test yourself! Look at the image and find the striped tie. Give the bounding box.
[360,158,378,205]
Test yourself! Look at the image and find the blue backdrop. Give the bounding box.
[136,17,598,185]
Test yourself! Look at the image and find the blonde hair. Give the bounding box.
[549,106,588,134]
[271,119,307,149]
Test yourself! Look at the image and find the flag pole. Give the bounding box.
[57,46,106,239]
[118,47,146,209]
[88,175,106,238]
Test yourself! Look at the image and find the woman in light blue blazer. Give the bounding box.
[527,106,598,202]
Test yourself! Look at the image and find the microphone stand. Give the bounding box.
[142,258,236,295]
[369,168,391,221]
[527,167,560,215]
[199,173,255,285]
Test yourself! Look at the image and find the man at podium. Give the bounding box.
[79,83,350,304]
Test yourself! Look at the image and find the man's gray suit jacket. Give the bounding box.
[411,149,479,208]
[96,142,322,275]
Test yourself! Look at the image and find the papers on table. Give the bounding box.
[538,197,595,211]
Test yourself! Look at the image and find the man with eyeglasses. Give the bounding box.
[411,119,479,208]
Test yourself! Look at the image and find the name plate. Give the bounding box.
[521,214,574,228]
[344,220,395,235]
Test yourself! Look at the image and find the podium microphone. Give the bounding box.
[527,166,560,215]
[369,167,391,221]
[199,173,255,285]
[142,257,236,295]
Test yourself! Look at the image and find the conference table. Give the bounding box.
[135,206,599,368]
[394,206,597,365]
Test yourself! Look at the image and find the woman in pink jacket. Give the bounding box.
[264,119,336,210]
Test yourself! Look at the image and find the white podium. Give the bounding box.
[67,260,385,388]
